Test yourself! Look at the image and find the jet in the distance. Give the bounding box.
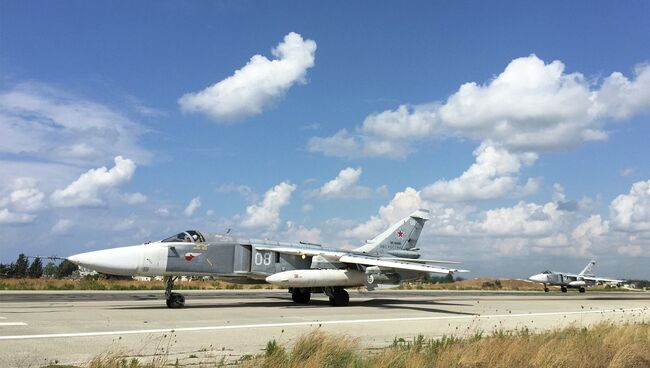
[68,209,467,308]
[528,260,623,293]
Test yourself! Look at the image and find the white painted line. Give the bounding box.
[0,307,645,341]
[0,322,28,327]
[0,317,7,319]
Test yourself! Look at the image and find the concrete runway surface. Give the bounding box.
[1,290,648,367]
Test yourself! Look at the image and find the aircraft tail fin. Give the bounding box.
[353,209,429,257]
[579,259,596,276]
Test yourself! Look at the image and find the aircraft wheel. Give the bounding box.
[292,290,311,304]
[544,287,549,293]
[329,289,349,307]
[166,292,185,308]
[579,287,586,293]
[561,286,568,293]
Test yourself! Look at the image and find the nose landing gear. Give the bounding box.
[164,276,185,308]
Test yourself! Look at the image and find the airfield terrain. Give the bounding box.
[0,290,648,367]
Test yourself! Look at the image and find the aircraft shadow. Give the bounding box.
[109,297,475,315]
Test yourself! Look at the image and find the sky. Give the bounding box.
[1,1,650,279]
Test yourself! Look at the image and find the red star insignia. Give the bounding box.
[397,230,404,238]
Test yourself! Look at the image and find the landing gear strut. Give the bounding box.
[291,289,311,304]
[165,276,185,308]
[543,284,549,293]
[325,287,349,306]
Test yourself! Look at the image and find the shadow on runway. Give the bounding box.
[108,296,476,315]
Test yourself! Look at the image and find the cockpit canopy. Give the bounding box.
[542,270,552,274]
[161,230,205,243]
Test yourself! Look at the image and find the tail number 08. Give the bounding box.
[254,252,272,266]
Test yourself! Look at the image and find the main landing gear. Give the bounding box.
[326,287,349,307]
[579,287,586,293]
[291,289,311,304]
[561,286,568,293]
[543,284,549,292]
[289,287,349,306]
[165,276,185,308]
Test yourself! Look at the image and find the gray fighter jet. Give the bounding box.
[68,209,467,308]
[528,260,623,293]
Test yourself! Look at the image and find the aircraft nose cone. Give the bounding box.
[67,245,144,276]
[529,274,547,282]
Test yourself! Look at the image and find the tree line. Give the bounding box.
[0,254,78,279]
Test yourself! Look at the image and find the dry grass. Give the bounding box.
[242,322,650,368]
[0,278,278,291]
[402,278,625,292]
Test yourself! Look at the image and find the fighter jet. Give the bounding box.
[528,260,623,293]
[68,209,467,308]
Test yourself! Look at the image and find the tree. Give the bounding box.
[13,254,29,278]
[56,260,78,278]
[0,263,13,278]
[27,257,43,278]
[43,262,57,278]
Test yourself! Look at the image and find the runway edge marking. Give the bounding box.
[0,307,646,341]
[0,322,28,327]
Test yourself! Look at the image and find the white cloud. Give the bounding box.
[51,218,73,235]
[121,192,147,205]
[184,196,202,217]
[479,201,561,237]
[422,142,538,202]
[50,156,137,207]
[344,187,426,240]
[216,183,257,202]
[310,167,374,199]
[310,56,650,159]
[620,167,635,177]
[0,83,151,165]
[1,178,45,212]
[179,32,316,121]
[610,180,650,232]
[283,221,322,244]
[155,207,170,217]
[241,181,296,229]
[0,208,35,224]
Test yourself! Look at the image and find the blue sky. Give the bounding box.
[1,1,650,278]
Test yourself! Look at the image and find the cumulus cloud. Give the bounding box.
[341,184,619,258]
[50,156,137,207]
[0,178,45,212]
[179,32,316,121]
[309,167,375,199]
[283,221,322,244]
[310,55,650,159]
[0,208,35,224]
[184,197,202,217]
[610,180,650,232]
[422,142,539,202]
[241,181,296,229]
[478,201,561,237]
[0,83,151,165]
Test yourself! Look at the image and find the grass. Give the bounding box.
[40,321,650,367]
[0,278,278,291]
[398,278,628,292]
[240,321,650,368]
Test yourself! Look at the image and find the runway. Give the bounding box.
[1,290,648,367]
